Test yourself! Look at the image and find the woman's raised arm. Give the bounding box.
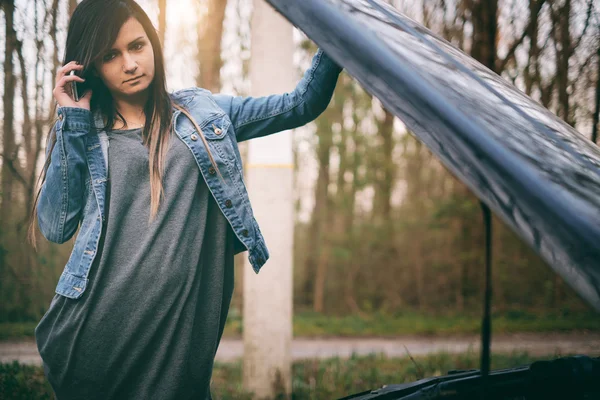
[38,62,94,243]
[212,48,343,143]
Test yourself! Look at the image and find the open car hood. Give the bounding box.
[266,0,600,311]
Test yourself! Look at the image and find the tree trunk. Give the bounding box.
[372,108,395,223]
[158,0,167,46]
[196,0,227,92]
[68,0,77,16]
[31,0,47,214]
[309,125,332,312]
[333,76,351,234]
[48,0,60,112]
[1,0,17,224]
[470,0,498,73]
[16,36,35,217]
[345,113,360,232]
[552,0,573,125]
[341,94,367,313]
[313,230,331,313]
[524,0,541,95]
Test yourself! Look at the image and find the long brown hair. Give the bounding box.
[27,0,221,249]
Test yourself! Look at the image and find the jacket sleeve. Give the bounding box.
[212,48,343,143]
[37,106,91,244]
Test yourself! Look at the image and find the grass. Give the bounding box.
[1,351,563,399]
[221,309,600,338]
[287,309,600,337]
[0,323,38,341]
[2,309,598,341]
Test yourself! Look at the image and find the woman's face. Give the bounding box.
[94,17,155,99]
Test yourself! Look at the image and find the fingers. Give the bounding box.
[59,74,86,86]
[53,75,85,97]
[53,61,93,109]
[56,62,84,81]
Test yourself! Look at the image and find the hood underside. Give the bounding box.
[266,0,600,311]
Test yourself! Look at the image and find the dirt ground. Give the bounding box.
[1,332,599,365]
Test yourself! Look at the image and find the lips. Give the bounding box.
[125,75,143,83]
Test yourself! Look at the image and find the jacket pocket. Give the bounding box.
[199,114,236,164]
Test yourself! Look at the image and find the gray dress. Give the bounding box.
[35,126,235,400]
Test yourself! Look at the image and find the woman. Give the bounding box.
[28,0,342,398]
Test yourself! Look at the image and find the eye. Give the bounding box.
[132,42,144,51]
[102,53,116,62]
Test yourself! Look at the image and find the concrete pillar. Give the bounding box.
[242,0,294,398]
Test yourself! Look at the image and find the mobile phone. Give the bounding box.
[69,70,80,102]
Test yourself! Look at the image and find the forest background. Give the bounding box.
[1,0,599,339]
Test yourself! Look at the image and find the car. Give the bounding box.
[266,0,600,398]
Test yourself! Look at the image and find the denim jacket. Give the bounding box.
[37,48,342,299]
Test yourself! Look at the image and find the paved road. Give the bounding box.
[2,333,599,366]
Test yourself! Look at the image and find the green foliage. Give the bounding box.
[290,311,600,337]
[0,323,38,341]
[1,352,569,400]
[0,219,70,325]
[0,361,54,400]
[3,310,597,342]
[288,351,553,399]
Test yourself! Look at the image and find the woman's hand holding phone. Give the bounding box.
[53,61,92,110]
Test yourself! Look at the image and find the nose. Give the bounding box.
[122,53,138,74]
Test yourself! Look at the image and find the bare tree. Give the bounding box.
[1,0,17,224]
[497,0,546,79]
[309,107,334,313]
[69,0,77,16]
[549,0,574,125]
[15,33,34,213]
[196,0,227,92]
[469,0,498,72]
[372,108,395,223]
[158,0,166,46]
[49,0,60,106]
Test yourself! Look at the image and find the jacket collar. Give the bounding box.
[90,89,195,168]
